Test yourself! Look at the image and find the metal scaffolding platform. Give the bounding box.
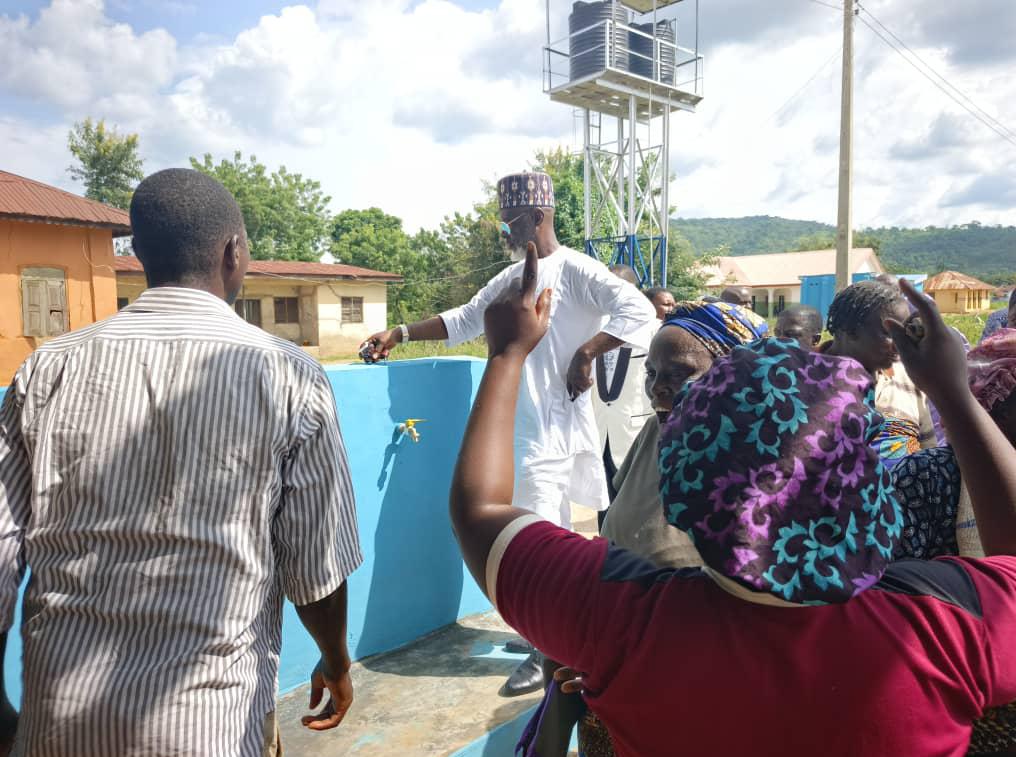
[542,0,703,285]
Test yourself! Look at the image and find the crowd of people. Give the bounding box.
[0,167,1014,757]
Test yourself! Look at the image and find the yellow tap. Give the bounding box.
[397,419,427,443]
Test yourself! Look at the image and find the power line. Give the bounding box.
[857,3,1016,144]
[855,8,1016,149]
[404,259,510,285]
[805,0,842,10]
[769,43,844,123]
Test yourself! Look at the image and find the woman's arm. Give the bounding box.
[888,281,1016,556]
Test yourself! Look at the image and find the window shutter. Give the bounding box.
[22,279,44,337]
[47,279,67,335]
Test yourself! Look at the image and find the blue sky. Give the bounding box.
[1,0,1015,232]
[6,0,501,42]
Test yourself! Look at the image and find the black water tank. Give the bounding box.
[568,1,630,81]
[629,20,676,84]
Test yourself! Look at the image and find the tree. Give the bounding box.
[668,234,720,300]
[190,152,331,261]
[532,148,585,249]
[331,208,443,324]
[67,118,144,209]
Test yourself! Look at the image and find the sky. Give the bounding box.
[1,0,1015,234]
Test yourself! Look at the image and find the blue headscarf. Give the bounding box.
[663,301,768,357]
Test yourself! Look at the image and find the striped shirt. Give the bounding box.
[0,287,362,757]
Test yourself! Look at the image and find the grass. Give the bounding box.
[321,312,995,365]
[322,338,488,365]
[942,312,991,346]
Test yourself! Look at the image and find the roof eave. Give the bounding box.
[114,269,404,283]
[0,212,132,237]
[245,272,403,283]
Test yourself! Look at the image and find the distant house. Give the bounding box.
[114,257,402,357]
[923,270,994,314]
[0,170,131,382]
[701,248,884,315]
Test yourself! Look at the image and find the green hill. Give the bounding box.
[671,216,1016,285]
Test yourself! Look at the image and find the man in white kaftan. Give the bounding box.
[363,172,656,697]
[440,245,655,527]
[365,172,656,529]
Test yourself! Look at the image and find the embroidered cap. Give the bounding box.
[497,172,555,210]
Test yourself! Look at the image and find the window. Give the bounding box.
[234,298,262,327]
[777,294,786,313]
[274,297,300,324]
[117,297,129,311]
[21,267,67,338]
[341,296,364,324]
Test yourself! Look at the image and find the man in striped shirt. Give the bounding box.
[0,169,363,756]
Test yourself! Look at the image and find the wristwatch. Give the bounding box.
[399,324,410,343]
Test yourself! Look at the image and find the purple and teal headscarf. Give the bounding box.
[664,301,768,358]
[658,338,901,605]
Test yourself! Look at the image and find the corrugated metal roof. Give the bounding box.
[923,270,994,291]
[113,255,403,282]
[0,170,132,235]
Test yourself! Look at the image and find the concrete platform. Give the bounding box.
[277,611,542,756]
[279,505,599,756]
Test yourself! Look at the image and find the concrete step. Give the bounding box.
[277,611,543,756]
[278,504,599,756]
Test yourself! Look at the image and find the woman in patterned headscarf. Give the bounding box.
[575,302,767,756]
[599,301,769,568]
[893,328,1016,757]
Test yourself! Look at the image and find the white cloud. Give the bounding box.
[1,0,1015,234]
[0,0,176,109]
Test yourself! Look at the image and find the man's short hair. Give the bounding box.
[644,286,671,302]
[608,264,640,288]
[777,304,823,335]
[721,286,751,305]
[130,168,246,284]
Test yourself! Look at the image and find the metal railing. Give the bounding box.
[542,17,704,98]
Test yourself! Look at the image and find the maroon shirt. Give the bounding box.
[493,520,1016,757]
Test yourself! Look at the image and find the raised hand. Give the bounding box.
[884,278,968,405]
[483,242,552,359]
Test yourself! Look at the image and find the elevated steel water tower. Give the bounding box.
[543,0,703,285]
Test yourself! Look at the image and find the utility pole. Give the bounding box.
[835,0,856,293]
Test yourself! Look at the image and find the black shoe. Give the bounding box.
[499,651,545,697]
[504,637,535,655]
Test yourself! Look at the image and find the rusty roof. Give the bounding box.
[923,270,994,292]
[113,255,403,282]
[0,170,132,235]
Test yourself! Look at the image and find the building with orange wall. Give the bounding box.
[0,171,131,383]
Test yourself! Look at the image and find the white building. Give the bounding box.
[701,247,884,315]
[114,256,402,358]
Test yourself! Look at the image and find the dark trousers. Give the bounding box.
[598,439,618,531]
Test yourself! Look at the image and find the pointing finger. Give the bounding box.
[898,279,944,334]
[522,242,539,303]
